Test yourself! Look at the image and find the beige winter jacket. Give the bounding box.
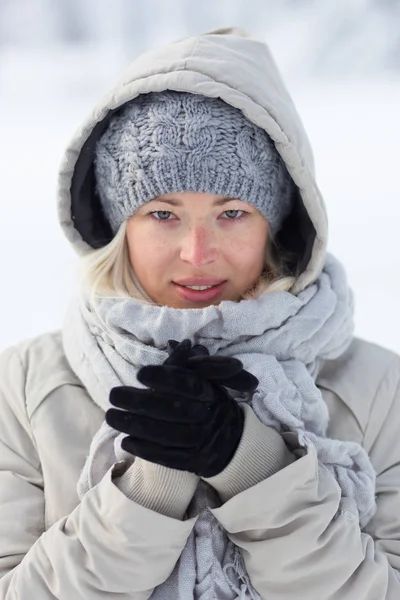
[0,332,400,599]
[1,27,400,599]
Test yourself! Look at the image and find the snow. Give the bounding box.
[0,47,399,355]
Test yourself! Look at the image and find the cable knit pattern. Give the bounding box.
[94,91,296,235]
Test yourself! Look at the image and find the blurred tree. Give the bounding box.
[378,0,400,69]
[0,0,12,46]
[120,0,151,59]
[0,0,399,78]
[52,0,88,44]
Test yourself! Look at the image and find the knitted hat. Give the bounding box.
[94,91,295,235]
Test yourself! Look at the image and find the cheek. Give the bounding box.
[232,248,264,278]
[231,229,266,267]
[128,231,171,273]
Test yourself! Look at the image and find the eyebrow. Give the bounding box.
[149,196,240,207]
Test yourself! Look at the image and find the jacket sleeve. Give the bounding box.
[208,357,400,599]
[0,346,198,600]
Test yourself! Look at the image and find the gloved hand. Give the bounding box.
[105,339,259,478]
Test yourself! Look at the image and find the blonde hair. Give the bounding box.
[78,221,297,307]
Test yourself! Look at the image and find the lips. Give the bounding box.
[174,278,226,286]
[173,281,226,303]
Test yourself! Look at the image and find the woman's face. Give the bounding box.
[126,191,269,308]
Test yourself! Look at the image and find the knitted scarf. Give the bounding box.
[62,253,376,600]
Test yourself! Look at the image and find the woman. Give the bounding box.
[0,27,399,600]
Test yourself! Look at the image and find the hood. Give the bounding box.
[57,26,328,294]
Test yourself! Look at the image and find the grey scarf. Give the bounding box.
[63,253,376,600]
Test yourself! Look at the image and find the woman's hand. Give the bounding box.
[105,339,258,477]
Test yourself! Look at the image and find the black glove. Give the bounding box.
[106,339,259,478]
[165,339,258,393]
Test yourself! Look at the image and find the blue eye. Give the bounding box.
[149,211,173,221]
[222,210,245,220]
[146,209,248,223]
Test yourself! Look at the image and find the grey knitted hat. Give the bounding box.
[94,91,295,235]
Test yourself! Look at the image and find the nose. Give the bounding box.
[179,224,219,267]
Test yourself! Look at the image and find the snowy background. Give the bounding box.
[0,0,399,353]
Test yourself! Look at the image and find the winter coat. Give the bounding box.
[0,333,400,598]
[1,26,400,599]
